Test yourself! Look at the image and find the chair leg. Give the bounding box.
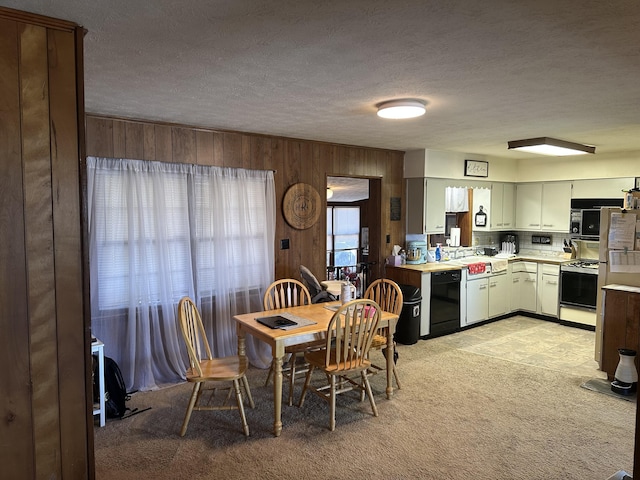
[288,352,298,406]
[361,371,378,417]
[241,375,255,408]
[180,381,202,436]
[233,378,250,436]
[264,360,274,387]
[298,364,314,408]
[329,374,336,431]
[392,363,402,390]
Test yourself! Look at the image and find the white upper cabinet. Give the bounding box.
[406,177,447,234]
[515,183,543,230]
[541,182,571,231]
[489,182,515,231]
[572,178,635,198]
[515,182,571,232]
[471,187,491,232]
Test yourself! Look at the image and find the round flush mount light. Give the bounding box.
[376,99,426,119]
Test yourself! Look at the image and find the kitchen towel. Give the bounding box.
[468,262,486,275]
[445,187,469,212]
[490,259,508,273]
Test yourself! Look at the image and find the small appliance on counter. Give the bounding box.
[483,247,498,257]
[406,240,427,264]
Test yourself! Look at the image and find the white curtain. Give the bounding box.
[445,186,469,212]
[87,157,274,391]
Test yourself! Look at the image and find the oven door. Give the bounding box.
[560,270,597,309]
[579,209,601,239]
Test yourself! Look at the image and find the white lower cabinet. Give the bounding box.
[539,264,560,317]
[488,273,509,318]
[511,262,538,313]
[466,277,489,325]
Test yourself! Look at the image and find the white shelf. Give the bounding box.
[91,338,105,427]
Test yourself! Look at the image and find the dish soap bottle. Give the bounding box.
[435,243,442,262]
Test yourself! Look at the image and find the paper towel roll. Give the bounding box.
[450,228,461,247]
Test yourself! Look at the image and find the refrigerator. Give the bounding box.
[595,207,640,365]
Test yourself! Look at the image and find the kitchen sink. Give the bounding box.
[448,257,488,266]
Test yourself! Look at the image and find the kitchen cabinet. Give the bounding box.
[490,183,516,230]
[541,182,571,231]
[572,178,635,199]
[515,183,542,230]
[471,187,491,232]
[515,182,571,232]
[600,285,640,381]
[539,264,560,317]
[406,177,447,234]
[466,276,489,325]
[488,273,509,318]
[511,261,538,312]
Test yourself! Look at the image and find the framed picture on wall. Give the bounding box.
[464,160,488,178]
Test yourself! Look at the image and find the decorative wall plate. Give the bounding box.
[282,183,321,229]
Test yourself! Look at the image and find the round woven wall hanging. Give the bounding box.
[282,183,321,229]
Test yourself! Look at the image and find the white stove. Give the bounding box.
[560,259,599,275]
[559,258,599,328]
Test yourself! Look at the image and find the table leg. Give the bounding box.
[273,354,283,437]
[386,320,396,399]
[237,329,246,357]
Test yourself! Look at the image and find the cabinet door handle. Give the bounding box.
[547,280,558,285]
[436,224,444,229]
[479,285,487,290]
[542,224,554,227]
[529,223,540,227]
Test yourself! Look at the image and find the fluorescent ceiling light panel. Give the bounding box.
[507,137,595,156]
[377,99,426,119]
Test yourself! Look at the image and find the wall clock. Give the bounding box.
[282,183,321,229]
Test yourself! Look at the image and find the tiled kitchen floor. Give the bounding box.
[441,316,607,379]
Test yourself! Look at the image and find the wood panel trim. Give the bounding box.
[0,6,80,32]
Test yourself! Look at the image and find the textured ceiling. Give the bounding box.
[5,0,640,160]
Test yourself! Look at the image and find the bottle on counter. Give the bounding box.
[400,249,406,265]
[341,278,353,305]
[435,243,442,262]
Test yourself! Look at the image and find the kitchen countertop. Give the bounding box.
[387,254,572,273]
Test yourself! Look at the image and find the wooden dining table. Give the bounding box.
[233,301,399,437]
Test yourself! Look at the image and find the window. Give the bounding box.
[327,206,360,275]
[89,158,272,310]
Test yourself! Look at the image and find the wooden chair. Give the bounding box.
[263,279,325,406]
[177,296,254,437]
[364,278,403,389]
[298,298,381,431]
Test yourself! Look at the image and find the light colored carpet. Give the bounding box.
[94,317,636,479]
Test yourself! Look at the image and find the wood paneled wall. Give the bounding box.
[0,7,90,479]
[85,115,405,282]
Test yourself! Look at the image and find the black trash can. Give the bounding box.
[395,284,421,345]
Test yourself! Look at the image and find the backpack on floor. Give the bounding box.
[101,356,130,419]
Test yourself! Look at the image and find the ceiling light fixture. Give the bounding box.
[376,99,426,119]
[326,188,333,199]
[507,137,595,156]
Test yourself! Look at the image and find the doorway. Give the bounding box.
[326,176,381,292]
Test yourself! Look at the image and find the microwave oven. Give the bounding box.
[569,198,624,239]
[570,209,601,239]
